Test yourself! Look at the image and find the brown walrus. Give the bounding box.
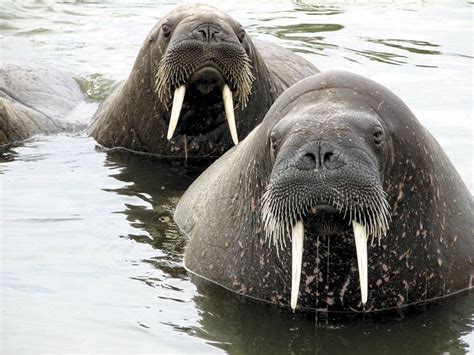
[88,4,319,159]
[175,71,473,312]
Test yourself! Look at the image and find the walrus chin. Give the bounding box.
[155,39,255,145]
[261,174,391,311]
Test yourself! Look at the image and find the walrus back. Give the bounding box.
[0,60,87,145]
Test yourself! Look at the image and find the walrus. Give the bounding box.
[175,70,473,312]
[88,4,319,159]
[0,60,87,146]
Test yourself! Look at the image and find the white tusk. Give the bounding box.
[291,221,304,311]
[167,85,186,140]
[352,220,368,305]
[222,84,239,145]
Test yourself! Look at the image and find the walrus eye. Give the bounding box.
[237,27,246,42]
[373,127,384,146]
[162,23,171,38]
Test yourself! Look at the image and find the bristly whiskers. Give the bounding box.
[260,181,391,254]
[155,40,255,109]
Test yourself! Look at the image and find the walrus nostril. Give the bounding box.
[323,151,343,170]
[297,152,317,170]
[198,29,207,40]
[324,152,333,163]
[194,24,222,42]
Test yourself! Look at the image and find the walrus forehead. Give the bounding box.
[271,96,379,139]
[261,73,400,135]
[165,4,237,27]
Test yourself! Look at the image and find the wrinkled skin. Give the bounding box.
[0,61,86,146]
[88,4,318,159]
[175,71,473,313]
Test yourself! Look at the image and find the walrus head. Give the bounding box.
[260,92,392,310]
[153,4,255,145]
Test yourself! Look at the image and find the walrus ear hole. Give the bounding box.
[237,27,246,43]
[162,24,171,39]
[373,128,384,146]
[269,135,279,158]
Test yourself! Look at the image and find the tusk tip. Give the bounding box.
[167,85,186,143]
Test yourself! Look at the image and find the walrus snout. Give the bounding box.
[155,17,255,145]
[189,67,226,94]
[262,109,393,310]
[295,141,345,171]
[191,23,225,42]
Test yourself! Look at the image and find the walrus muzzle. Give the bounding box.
[261,139,391,310]
[155,39,255,144]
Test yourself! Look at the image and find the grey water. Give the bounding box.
[0,1,473,354]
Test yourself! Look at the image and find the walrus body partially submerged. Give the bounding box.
[88,4,318,158]
[175,71,473,312]
[0,61,87,145]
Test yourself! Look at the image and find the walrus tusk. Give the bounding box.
[222,84,239,145]
[291,220,304,311]
[167,85,186,140]
[353,220,368,305]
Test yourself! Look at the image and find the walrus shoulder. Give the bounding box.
[253,39,319,88]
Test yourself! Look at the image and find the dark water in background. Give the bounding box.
[0,1,473,354]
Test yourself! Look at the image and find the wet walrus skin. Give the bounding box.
[88,4,318,159]
[0,61,86,146]
[175,71,473,312]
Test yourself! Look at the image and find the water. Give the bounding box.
[1,1,473,354]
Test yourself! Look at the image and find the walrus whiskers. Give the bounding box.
[260,180,391,308]
[155,40,255,143]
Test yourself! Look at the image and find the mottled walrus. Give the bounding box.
[0,60,87,146]
[88,4,319,159]
[175,71,473,312]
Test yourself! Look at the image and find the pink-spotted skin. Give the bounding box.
[175,71,473,313]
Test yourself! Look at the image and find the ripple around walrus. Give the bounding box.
[76,73,118,102]
[16,28,53,36]
[259,23,345,38]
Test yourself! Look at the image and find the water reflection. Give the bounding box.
[102,150,202,279]
[367,38,442,55]
[257,20,447,65]
[258,23,342,56]
[267,23,344,36]
[348,48,407,65]
[293,2,343,16]
[77,74,117,102]
[0,143,21,165]
[191,278,474,354]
